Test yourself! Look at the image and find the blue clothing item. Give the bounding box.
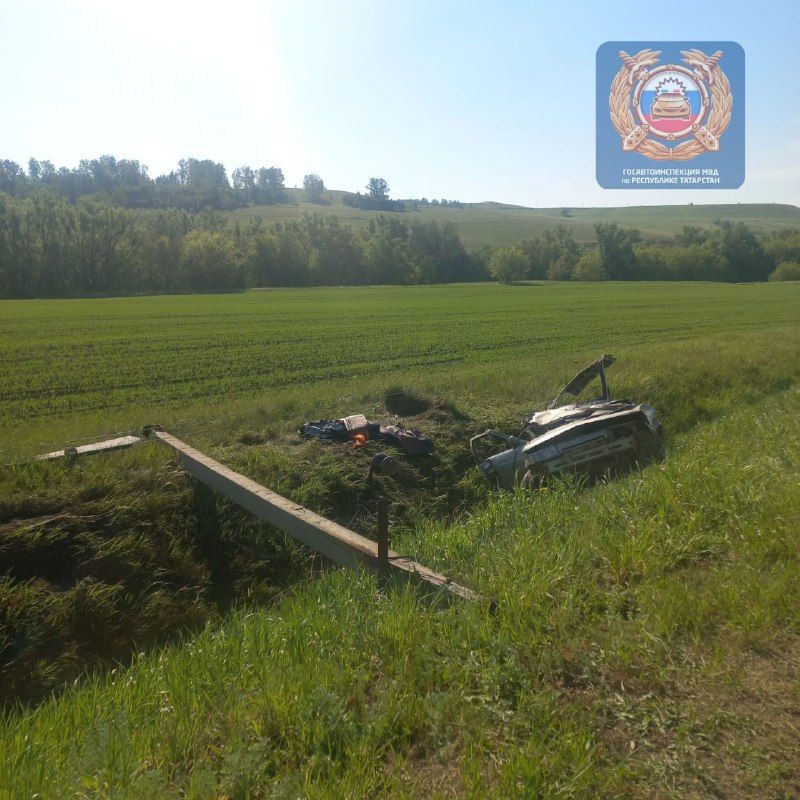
[299,418,434,454]
[298,419,350,442]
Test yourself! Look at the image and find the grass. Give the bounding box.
[1,382,799,798]
[1,282,800,796]
[226,190,800,247]
[2,281,799,456]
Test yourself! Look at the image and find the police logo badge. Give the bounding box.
[609,48,732,160]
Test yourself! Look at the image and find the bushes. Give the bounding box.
[520,226,579,279]
[489,221,778,285]
[571,251,605,281]
[769,260,800,281]
[764,230,800,265]
[182,230,244,292]
[489,246,529,284]
[634,241,728,281]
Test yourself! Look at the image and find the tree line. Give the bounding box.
[0,155,421,215]
[0,156,292,211]
[1,189,797,297]
[486,222,798,284]
[0,191,481,296]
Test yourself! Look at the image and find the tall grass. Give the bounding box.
[2,282,799,795]
[2,319,800,706]
[2,384,798,798]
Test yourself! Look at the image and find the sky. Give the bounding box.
[1,0,798,207]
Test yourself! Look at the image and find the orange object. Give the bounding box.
[352,433,367,448]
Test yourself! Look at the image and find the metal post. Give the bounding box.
[377,497,390,567]
[599,361,610,401]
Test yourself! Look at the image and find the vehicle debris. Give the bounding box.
[470,355,662,489]
[37,435,142,461]
[299,416,435,455]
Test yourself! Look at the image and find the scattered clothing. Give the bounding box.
[299,415,434,454]
[378,424,434,455]
[299,419,380,442]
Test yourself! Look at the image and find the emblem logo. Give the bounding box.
[610,48,732,160]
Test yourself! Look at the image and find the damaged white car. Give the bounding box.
[471,356,663,489]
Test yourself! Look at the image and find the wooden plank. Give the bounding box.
[150,429,480,602]
[37,435,142,461]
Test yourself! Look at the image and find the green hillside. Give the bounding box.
[228,190,800,248]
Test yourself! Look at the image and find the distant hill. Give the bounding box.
[228,190,800,249]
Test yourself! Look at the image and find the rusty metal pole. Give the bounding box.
[377,497,390,568]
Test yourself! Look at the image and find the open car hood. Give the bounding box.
[548,355,616,409]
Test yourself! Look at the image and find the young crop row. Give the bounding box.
[1,283,798,440]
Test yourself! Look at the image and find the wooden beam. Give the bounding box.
[37,435,142,461]
[149,429,480,602]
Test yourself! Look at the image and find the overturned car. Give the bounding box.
[471,356,662,489]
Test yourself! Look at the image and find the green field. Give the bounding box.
[3,282,799,455]
[227,190,800,248]
[2,282,800,797]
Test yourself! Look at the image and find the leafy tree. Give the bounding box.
[634,241,728,281]
[300,213,362,284]
[631,245,667,281]
[232,166,256,193]
[715,221,774,281]
[764,229,800,265]
[489,246,528,284]
[547,254,574,281]
[520,226,579,279]
[679,225,709,246]
[175,158,228,190]
[155,158,234,211]
[245,234,279,287]
[342,191,405,212]
[673,243,727,281]
[366,177,389,201]
[593,222,641,280]
[181,229,242,292]
[571,251,606,281]
[256,167,286,203]
[303,174,325,202]
[362,216,412,284]
[0,180,785,296]
[408,220,469,283]
[0,160,26,195]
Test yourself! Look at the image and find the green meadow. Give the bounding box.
[228,192,800,247]
[2,281,800,797]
